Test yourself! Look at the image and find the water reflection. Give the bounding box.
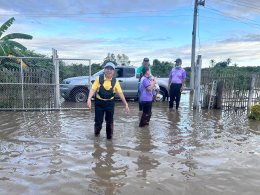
[134,127,160,178]
[90,142,128,195]
[1,93,260,195]
[167,110,185,156]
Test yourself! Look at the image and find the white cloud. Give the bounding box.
[1,0,190,16]
[16,33,260,67]
[0,8,19,16]
[207,0,260,17]
[1,1,260,67]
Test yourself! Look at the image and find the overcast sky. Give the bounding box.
[1,0,260,67]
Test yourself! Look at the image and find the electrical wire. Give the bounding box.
[0,8,190,18]
[208,0,260,14]
[205,5,260,29]
[222,0,260,11]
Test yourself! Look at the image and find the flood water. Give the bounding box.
[0,93,260,195]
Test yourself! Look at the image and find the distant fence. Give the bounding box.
[0,57,55,110]
[0,52,91,111]
[200,70,260,109]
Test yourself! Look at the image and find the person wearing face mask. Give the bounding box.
[87,61,130,139]
[139,66,156,127]
[168,58,186,110]
[136,57,152,111]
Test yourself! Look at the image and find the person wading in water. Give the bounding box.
[136,57,152,111]
[87,61,130,139]
[139,66,156,127]
[168,58,186,110]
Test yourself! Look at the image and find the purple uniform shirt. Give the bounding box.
[139,76,153,102]
[169,68,186,84]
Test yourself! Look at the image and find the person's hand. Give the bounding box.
[87,99,92,109]
[125,104,130,114]
[180,86,184,92]
[151,77,156,85]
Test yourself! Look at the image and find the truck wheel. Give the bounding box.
[63,97,71,102]
[72,88,89,102]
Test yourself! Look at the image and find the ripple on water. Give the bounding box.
[1,94,260,194]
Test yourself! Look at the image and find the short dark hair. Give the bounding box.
[175,58,182,63]
[142,66,150,75]
[143,57,149,62]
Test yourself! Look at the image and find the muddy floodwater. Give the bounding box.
[0,93,260,195]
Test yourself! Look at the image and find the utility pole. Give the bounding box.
[190,0,205,90]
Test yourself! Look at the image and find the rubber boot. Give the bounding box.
[106,123,114,139]
[139,102,143,111]
[94,125,102,137]
[176,101,179,110]
[145,112,152,125]
[139,113,149,127]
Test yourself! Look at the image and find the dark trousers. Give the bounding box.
[139,101,143,111]
[94,98,115,128]
[139,101,152,127]
[141,101,152,114]
[169,83,182,109]
[138,83,143,111]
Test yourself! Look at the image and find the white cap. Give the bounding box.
[104,62,115,69]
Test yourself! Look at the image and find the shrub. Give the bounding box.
[249,104,260,120]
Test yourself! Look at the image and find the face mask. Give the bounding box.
[175,65,181,69]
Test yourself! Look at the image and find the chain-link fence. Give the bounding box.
[200,70,260,109]
[0,56,56,110]
[0,53,93,111]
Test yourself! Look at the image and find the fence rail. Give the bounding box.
[0,55,91,111]
[200,70,260,109]
[1,55,259,111]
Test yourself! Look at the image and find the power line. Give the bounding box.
[206,4,260,24]
[224,0,260,9]
[0,8,190,17]
[0,13,193,18]
[205,5,260,29]
[208,0,260,14]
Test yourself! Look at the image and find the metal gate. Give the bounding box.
[0,49,92,111]
[200,70,260,110]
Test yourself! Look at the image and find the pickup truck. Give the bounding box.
[60,66,169,102]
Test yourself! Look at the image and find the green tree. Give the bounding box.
[210,59,215,67]
[0,17,33,56]
[213,58,232,68]
[104,53,131,66]
[0,50,52,69]
[59,62,103,81]
[152,59,173,77]
[214,61,228,68]
[226,58,232,65]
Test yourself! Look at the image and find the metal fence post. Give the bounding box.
[248,74,256,111]
[193,55,202,109]
[52,48,60,109]
[89,59,91,89]
[20,58,25,109]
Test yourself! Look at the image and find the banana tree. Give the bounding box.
[0,17,33,56]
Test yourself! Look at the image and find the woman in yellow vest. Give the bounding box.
[87,61,130,139]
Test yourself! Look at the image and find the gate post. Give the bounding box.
[193,55,202,109]
[248,75,256,111]
[52,48,60,109]
[89,59,91,89]
[20,57,25,109]
[216,80,224,109]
